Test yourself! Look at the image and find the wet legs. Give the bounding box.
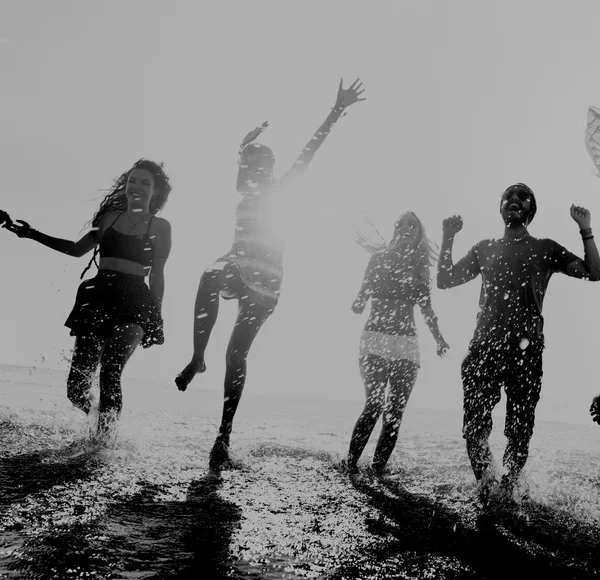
[176,265,239,391]
[347,356,417,472]
[209,300,271,468]
[372,361,418,471]
[96,323,144,433]
[67,334,104,414]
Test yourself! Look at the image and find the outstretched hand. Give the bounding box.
[4,219,33,238]
[590,395,600,425]
[442,215,463,236]
[334,78,366,110]
[570,204,592,230]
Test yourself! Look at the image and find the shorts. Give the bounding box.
[461,338,544,443]
[359,331,420,366]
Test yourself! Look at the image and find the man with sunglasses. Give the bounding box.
[437,183,600,505]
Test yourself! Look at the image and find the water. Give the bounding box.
[1,364,600,579]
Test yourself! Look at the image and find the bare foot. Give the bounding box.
[175,358,206,392]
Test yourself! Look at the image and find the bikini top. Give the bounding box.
[98,213,155,269]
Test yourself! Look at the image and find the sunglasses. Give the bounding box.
[503,188,531,203]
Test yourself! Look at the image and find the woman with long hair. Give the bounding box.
[347,211,449,473]
[4,159,172,433]
[176,78,366,469]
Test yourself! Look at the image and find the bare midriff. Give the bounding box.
[364,296,417,336]
[98,257,150,277]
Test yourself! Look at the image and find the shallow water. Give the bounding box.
[1,364,600,579]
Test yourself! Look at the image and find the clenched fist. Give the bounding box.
[442,215,463,236]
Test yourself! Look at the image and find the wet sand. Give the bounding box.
[1,364,600,579]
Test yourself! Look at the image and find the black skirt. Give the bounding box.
[64,270,164,348]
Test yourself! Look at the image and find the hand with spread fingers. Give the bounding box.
[334,78,366,110]
[570,204,592,230]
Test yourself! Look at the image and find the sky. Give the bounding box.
[2,0,600,425]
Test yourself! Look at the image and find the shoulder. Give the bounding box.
[470,238,495,255]
[95,210,120,235]
[530,237,566,254]
[371,249,392,264]
[150,216,171,235]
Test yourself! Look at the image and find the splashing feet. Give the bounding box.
[175,358,206,391]
[209,434,231,470]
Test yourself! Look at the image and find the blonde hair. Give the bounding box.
[352,211,438,286]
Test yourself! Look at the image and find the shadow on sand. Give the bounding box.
[0,443,105,506]
[330,473,600,580]
[5,471,243,579]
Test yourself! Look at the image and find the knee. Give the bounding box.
[364,396,385,419]
[99,359,123,384]
[225,346,248,371]
[201,267,224,290]
[463,418,492,444]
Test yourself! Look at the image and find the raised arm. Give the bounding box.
[437,215,479,289]
[5,218,98,258]
[148,218,172,310]
[281,78,365,187]
[564,205,600,281]
[351,254,376,314]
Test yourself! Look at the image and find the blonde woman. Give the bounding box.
[347,212,449,473]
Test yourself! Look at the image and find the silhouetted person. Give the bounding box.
[437,183,600,503]
[176,79,366,469]
[4,160,172,434]
[347,212,449,474]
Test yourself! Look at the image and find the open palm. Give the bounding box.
[335,78,366,109]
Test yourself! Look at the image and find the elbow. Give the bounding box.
[588,271,600,282]
[436,275,450,290]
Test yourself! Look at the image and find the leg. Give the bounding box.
[209,299,272,468]
[347,354,389,470]
[67,334,104,414]
[461,344,503,482]
[502,340,544,485]
[372,360,418,471]
[176,264,240,391]
[97,323,144,433]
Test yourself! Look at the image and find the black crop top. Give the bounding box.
[98,213,154,269]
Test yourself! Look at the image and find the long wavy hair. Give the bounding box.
[352,211,438,291]
[80,159,172,278]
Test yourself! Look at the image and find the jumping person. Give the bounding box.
[347,212,449,474]
[175,78,366,469]
[4,159,172,433]
[437,183,600,503]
